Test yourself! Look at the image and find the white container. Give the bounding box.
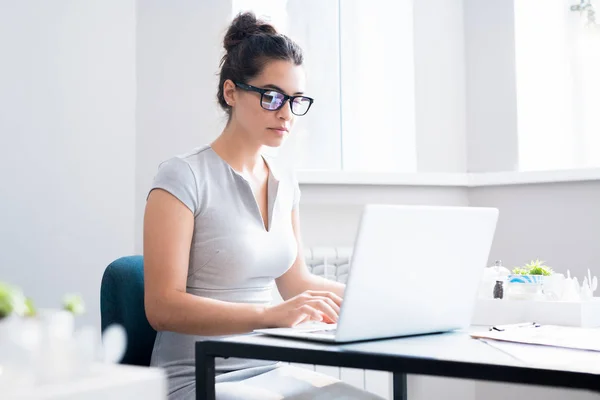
[471,298,600,328]
[36,309,77,384]
[0,316,39,392]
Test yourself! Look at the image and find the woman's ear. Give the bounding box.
[223,80,236,107]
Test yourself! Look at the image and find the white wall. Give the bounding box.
[299,185,470,246]
[470,181,600,292]
[414,0,467,173]
[135,0,231,252]
[464,0,519,173]
[0,1,136,328]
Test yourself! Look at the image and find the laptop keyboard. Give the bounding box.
[293,322,337,335]
[308,328,337,335]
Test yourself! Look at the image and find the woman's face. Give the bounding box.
[226,60,307,148]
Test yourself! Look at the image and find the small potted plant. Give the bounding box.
[0,281,84,323]
[0,282,35,325]
[506,259,553,300]
[0,281,87,389]
[510,259,553,281]
[0,280,86,351]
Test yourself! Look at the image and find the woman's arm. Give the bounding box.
[144,189,268,335]
[144,189,335,334]
[276,208,346,301]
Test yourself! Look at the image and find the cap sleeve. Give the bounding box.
[148,157,199,215]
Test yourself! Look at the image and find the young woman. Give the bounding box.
[143,11,382,400]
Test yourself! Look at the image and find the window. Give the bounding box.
[514,0,600,171]
[230,1,600,177]
[232,0,417,172]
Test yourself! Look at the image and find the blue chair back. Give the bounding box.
[100,255,157,366]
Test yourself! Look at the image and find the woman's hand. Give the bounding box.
[262,290,343,328]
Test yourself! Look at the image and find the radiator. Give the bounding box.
[275,246,393,399]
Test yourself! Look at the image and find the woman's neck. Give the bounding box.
[211,123,265,177]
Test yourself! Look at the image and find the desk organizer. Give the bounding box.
[471,298,600,328]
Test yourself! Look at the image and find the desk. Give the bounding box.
[196,331,600,400]
[10,363,166,400]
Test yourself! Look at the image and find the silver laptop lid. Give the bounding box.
[335,204,498,342]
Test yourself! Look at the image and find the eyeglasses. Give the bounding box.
[234,82,314,116]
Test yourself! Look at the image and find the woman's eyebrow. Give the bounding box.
[262,84,304,96]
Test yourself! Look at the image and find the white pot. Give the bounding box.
[35,309,78,384]
[0,316,39,393]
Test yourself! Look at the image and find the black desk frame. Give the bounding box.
[195,337,600,400]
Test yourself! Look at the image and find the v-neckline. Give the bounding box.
[209,146,280,232]
[242,163,280,232]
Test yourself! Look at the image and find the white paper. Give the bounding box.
[480,339,600,374]
[471,325,600,352]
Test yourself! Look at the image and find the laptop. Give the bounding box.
[254,204,499,343]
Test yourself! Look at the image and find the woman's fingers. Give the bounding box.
[281,291,343,327]
[312,296,340,314]
[305,299,338,323]
[298,304,323,322]
[305,290,343,308]
[292,291,342,323]
[291,313,310,327]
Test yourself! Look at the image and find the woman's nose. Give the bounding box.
[277,102,293,121]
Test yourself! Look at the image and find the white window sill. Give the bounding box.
[296,168,600,187]
[296,170,469,187]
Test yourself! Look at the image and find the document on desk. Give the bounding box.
[471,325,600,352]
[479,340,600,374]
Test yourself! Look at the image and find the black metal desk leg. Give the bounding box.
[393,372,408,400]
[195,344,216,400]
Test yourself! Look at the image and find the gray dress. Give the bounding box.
[148,145,382,400]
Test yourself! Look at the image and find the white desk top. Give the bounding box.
[8,363,166,400]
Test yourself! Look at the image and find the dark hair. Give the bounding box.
[217,12,304,116]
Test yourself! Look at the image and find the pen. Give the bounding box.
[490,322,541,332]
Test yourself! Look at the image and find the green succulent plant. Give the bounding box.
[0,282,27,319]
[0,281,85,319]
[24,297,37,317]
[62,293,85,316]
[512,259,553,276]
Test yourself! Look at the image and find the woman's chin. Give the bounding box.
[263,136,286,148]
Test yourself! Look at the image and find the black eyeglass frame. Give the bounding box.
[234,82,314,116]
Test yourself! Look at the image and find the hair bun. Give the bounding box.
[223,12,277,53]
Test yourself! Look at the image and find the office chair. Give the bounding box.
[100,255,157,366]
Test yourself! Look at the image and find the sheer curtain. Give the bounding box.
[231,0,417,172]
[515,0,600,171]
[232,0,341,171]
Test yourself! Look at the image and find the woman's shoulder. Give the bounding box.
[158,145,221,177]
[153,145,224,192]
[168,144,212,167]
